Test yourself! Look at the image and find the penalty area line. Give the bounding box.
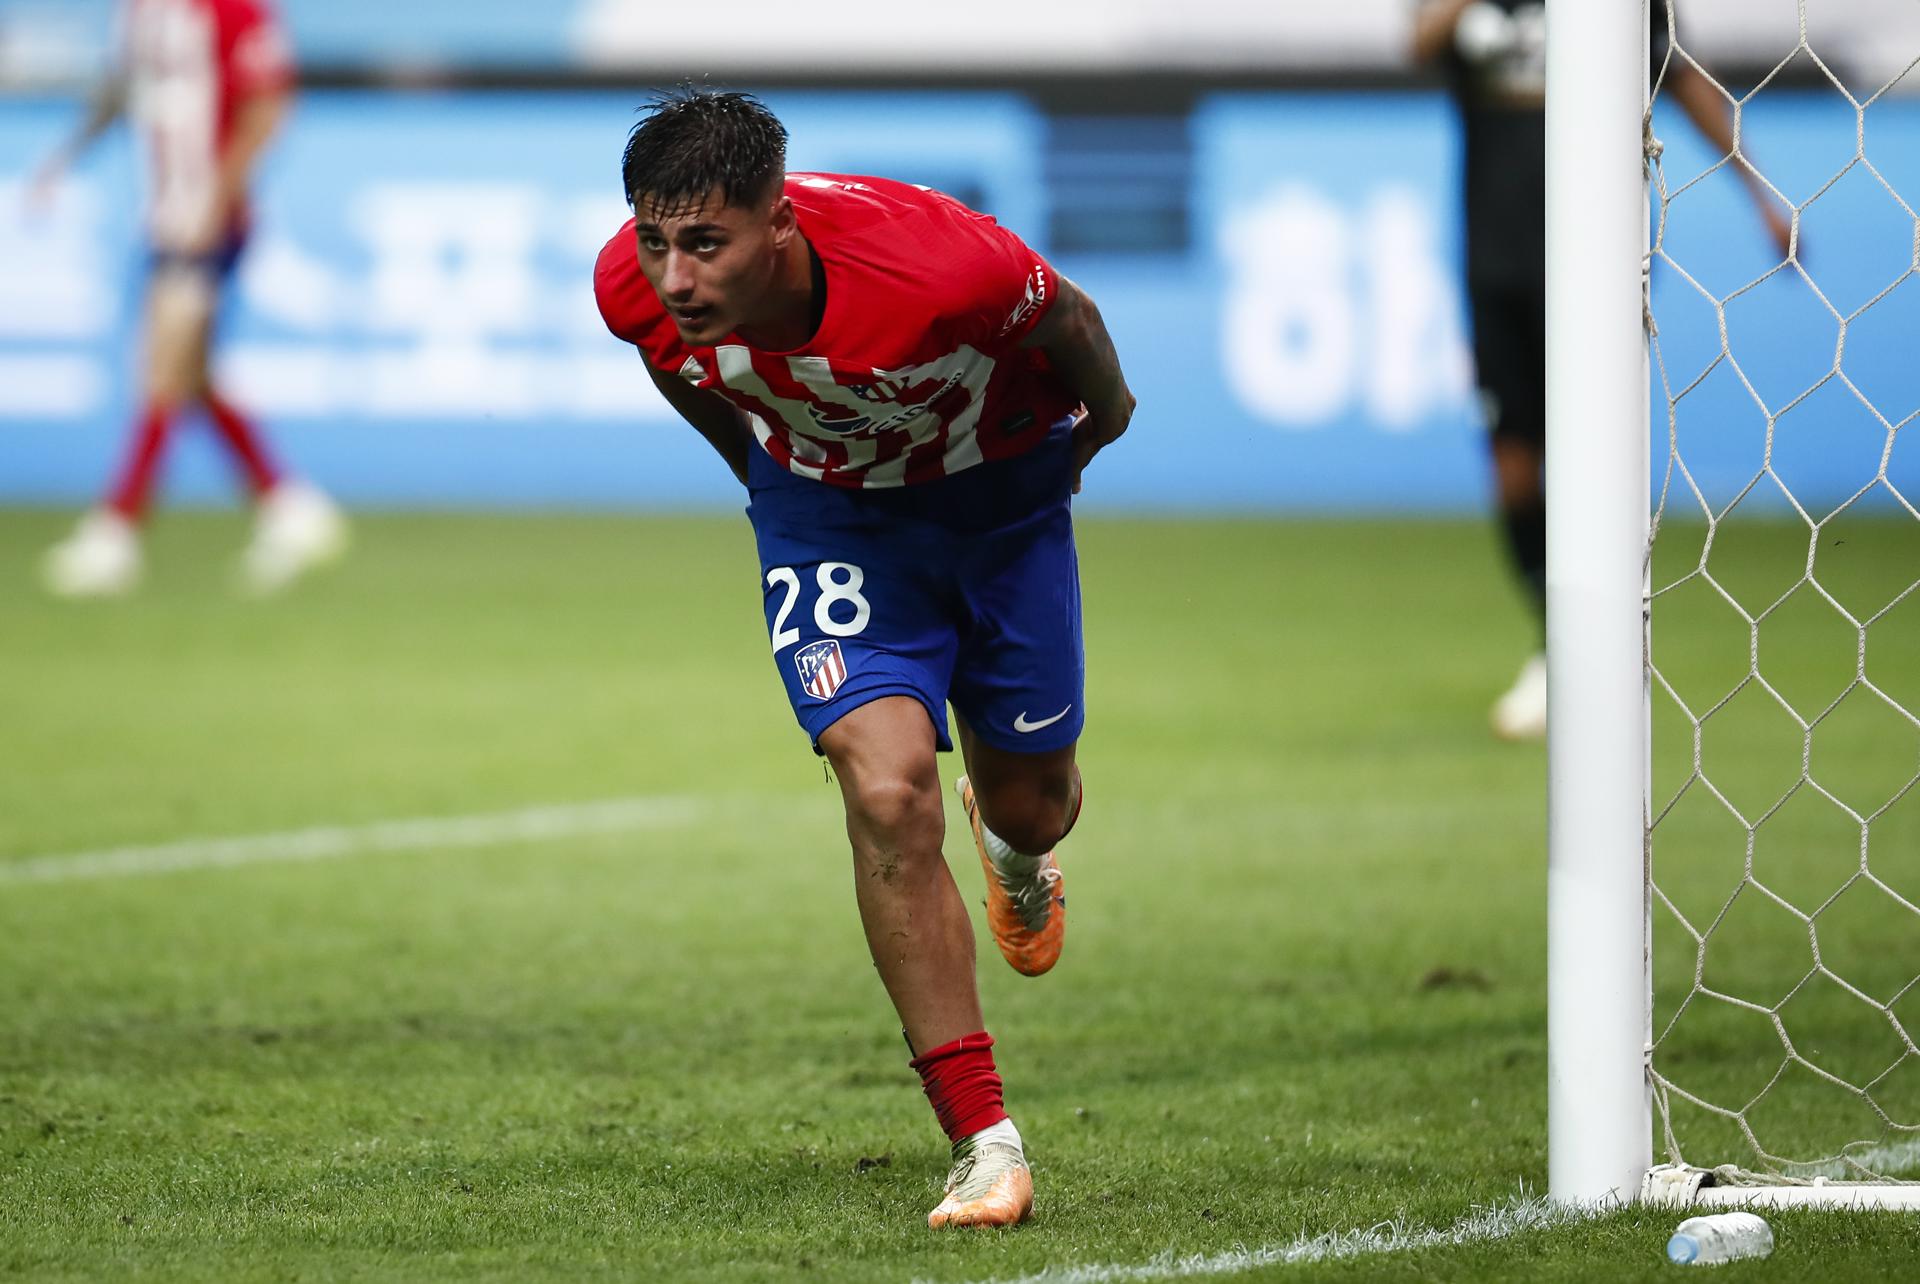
[0,796,705,886]
[936,1195,1598,1284]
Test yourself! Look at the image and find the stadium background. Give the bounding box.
[4,0,1916,512]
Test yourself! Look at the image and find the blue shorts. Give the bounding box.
[745,421,1084,755]
[148,231,247,284]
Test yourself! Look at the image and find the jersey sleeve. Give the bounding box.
[936,203,1061,353]
[224,0,296,97]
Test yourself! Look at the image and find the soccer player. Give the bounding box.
[1413,1,1790,738]
[32,0,346,598]
[595,90,1134,1228]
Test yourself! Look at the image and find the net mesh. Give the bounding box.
[1645,0,1920,1182]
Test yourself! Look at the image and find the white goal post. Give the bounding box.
[1544,0,1654,1210]
[1546,0,1920,1211]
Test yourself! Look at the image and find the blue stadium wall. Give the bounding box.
[1,89,1909,513]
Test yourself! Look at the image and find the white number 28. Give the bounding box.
[766,562,872,651]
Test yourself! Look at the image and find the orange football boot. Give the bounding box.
[956,775,1066,977]
[927,1134,1034,1229]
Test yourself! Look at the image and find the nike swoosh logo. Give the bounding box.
[1012,705,1073,734]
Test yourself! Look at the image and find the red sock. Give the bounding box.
[204,390,281,495]
[106,403,174,521]
[910,1031,1008,1144]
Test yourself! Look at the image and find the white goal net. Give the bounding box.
[1645,0,1920,1184]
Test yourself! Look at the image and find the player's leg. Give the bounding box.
[955,722,1081,857]
[819,697,982,1053]
[199,357,283,501]
[953,722,1079,978]
[184,240,348,594]
[1492,432,1545,623]
[818,698,1033,1230]
[42,264,209,596]
[945,426,1085,977]
[745,463,1031,1228]
[1475,282,1548,739]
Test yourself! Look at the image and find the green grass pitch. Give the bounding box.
[1,509,1916,1281]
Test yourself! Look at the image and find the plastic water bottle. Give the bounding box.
[1666,1212,1775,1265]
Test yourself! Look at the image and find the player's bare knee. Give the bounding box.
[145,356,192,407]
[183,362,212,404]
[145,335,205,406]
[978,786,1072,857]
[846,771,943,849]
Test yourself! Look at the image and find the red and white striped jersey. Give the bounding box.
[595,174,1074,489]
[121,0,294,248]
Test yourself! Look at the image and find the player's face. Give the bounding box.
[633,186,791,346]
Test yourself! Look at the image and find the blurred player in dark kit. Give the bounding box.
[596,90,1134,1228]
[33,0,345,597]
[1413,0,1790,738]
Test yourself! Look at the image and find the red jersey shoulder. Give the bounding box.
[791,174,1058,350]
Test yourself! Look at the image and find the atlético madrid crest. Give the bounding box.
[794,639,848,701]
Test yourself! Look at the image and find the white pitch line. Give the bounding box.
[0,797,704,886]
[935,1195,1598,1284]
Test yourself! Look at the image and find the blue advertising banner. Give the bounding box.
[0,88,1909,512]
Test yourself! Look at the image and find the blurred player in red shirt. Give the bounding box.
[598,90,1135,1229]
[33,0,345,597]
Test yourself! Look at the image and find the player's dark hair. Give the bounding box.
[621,88,788,217]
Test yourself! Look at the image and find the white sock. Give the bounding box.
[967,1117,1023,1154]
[980,823,1042,876]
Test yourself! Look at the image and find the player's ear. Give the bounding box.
[768,193,797,247]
